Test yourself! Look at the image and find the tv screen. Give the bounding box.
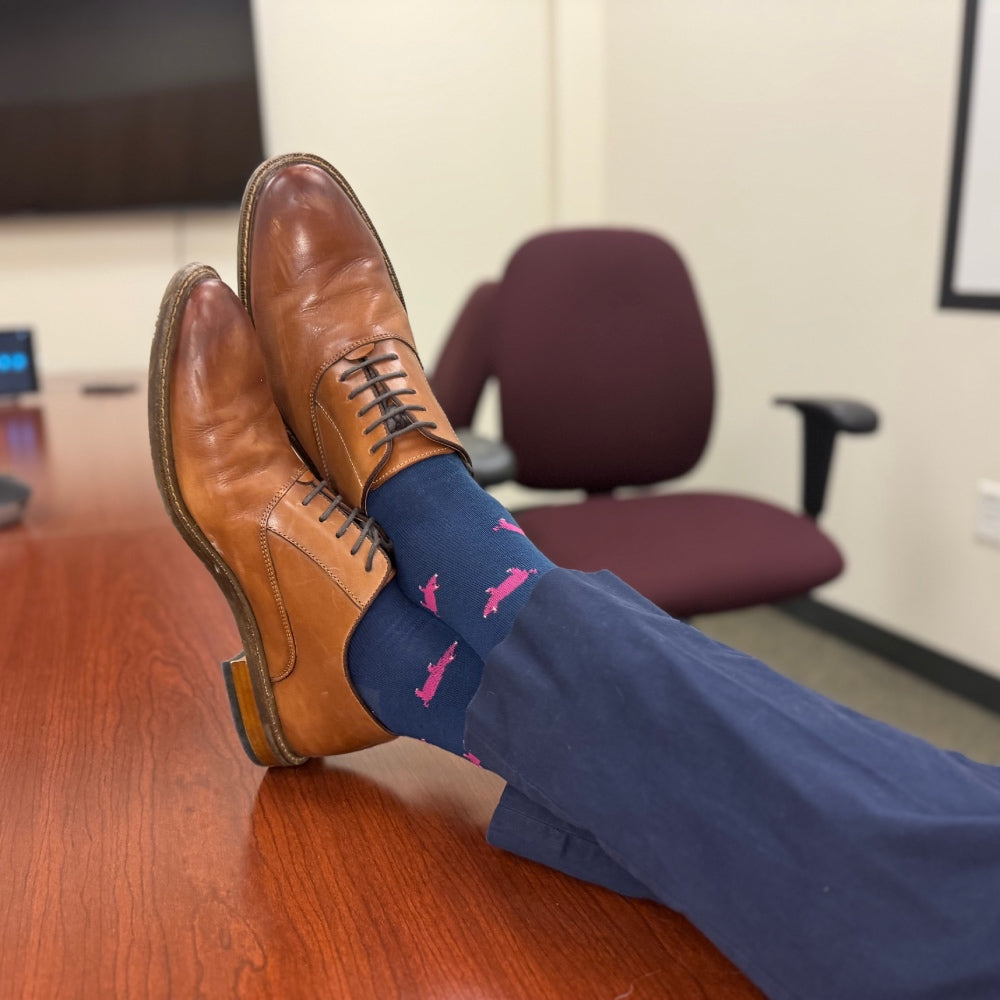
[0,0,264,214]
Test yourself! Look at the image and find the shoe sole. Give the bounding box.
[148,263,307,768]
[237,151,406,321]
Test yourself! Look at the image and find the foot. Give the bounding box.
[237,152,470,511]
[148,263,396,765]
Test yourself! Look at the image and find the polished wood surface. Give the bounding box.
[0,376,762,999]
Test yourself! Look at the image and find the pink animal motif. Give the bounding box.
[463,752,482,767]
[415,641,458,707]
[483,567,539,618]
[492,517,525,536]
[419,573,440,616]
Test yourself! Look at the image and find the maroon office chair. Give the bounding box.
[432,229,877,618]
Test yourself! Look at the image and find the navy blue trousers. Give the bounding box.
[465,569,1000,1000]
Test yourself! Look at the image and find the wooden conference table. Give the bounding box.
[0,376,761,999]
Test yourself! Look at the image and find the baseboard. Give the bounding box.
[778,597,1000,715]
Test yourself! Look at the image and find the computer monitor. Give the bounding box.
[0,330,39,396]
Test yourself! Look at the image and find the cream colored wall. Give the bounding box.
[604,0,1000,675]
[251,0,605,363]
[551,0,607,223]
[0,209,239,376]
[251,0,551,369]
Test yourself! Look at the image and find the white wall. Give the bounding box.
[251,0,605,363]
[0,209,240,376]
[604,0,1000,675]
[251,0,551,368]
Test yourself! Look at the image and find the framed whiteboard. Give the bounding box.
[941,0,1000,310]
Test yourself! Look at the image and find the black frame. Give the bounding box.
[941,0,1000,310]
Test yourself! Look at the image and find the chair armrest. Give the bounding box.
[774,397,879,519]
[456,428,517,487]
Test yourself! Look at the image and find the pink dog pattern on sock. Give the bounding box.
[492,517,525,536]
[419,573,440,616]
[483,567,539,618]
[415,641,458,707]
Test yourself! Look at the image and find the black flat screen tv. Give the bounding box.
[0,0,264,214]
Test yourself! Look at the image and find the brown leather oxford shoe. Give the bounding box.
[237,152,470,511]
[149,263,396,765]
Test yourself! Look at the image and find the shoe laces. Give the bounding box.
[299,478,391,572]
[340,352,437,454]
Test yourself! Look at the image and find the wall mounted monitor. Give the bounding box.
[0,0,264,215]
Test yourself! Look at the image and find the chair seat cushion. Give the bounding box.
[514,491,844,619]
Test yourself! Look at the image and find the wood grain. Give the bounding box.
[0,377,762,998]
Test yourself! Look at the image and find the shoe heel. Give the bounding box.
[221,652,301,767]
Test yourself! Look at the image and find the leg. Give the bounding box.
[487,785,654,899]
[150,260,653,900]
[234,154,1000,995]
[466,568,1000,1000]
[150,265,480,762]
[239,156,552,658]
[235,155,651,894]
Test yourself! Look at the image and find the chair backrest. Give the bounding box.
[491,229,715,492]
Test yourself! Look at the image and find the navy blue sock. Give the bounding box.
[348,577,484,760]
[367,454,554,661]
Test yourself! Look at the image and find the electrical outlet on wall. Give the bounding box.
[975,480,1000,547]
